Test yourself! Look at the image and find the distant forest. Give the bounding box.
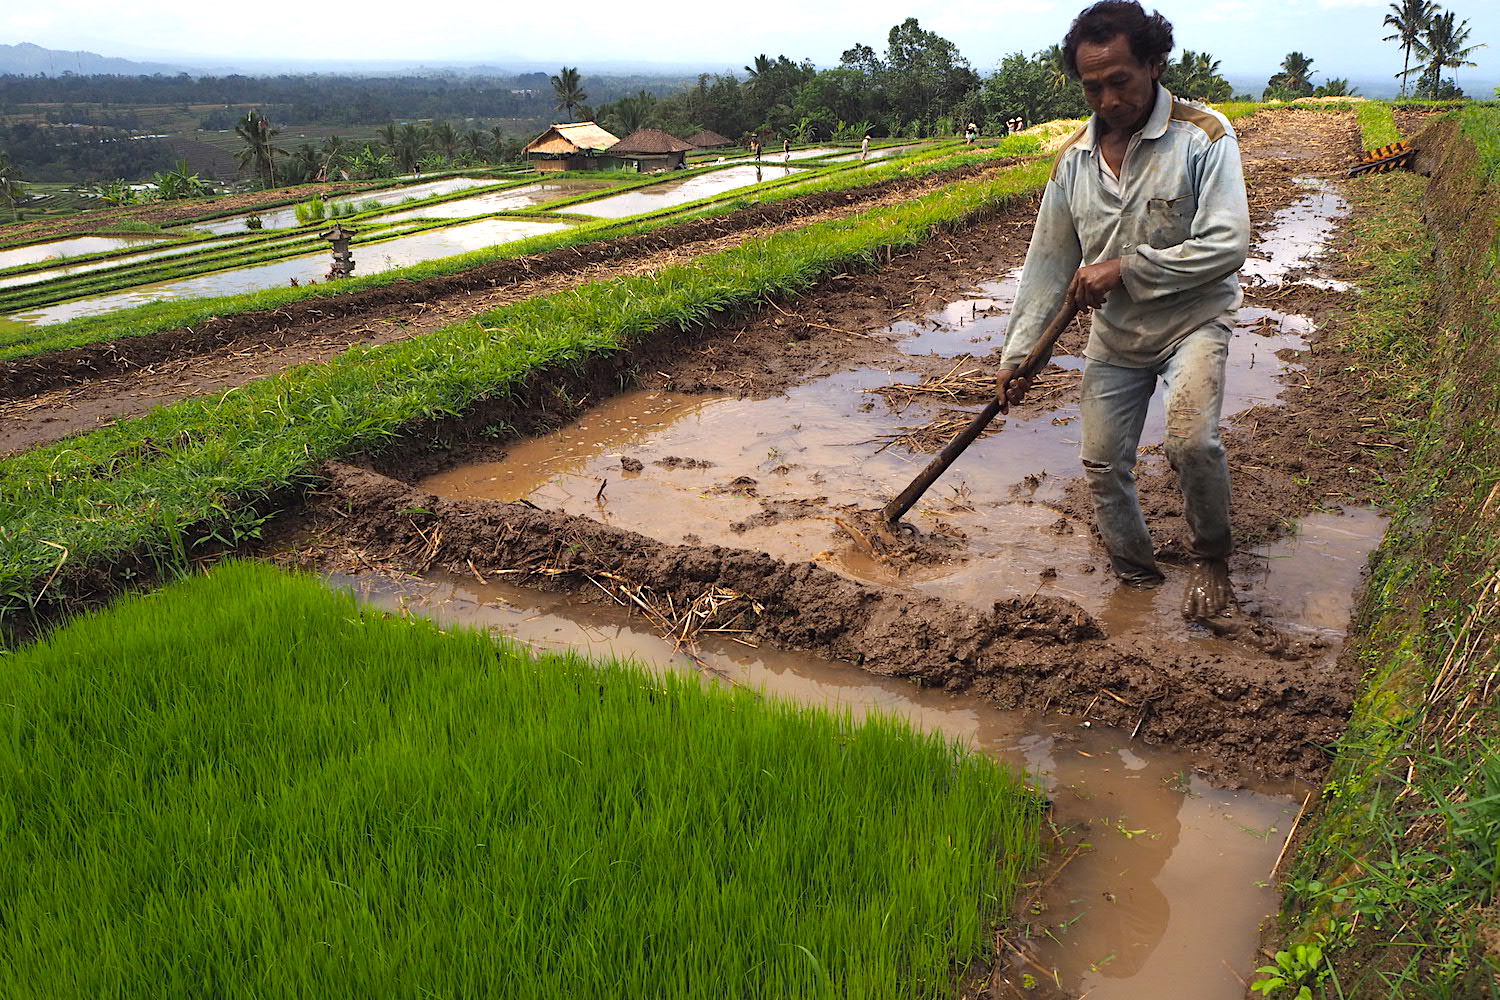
[0,71,694,127]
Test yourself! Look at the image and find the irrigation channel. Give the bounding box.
[272,111,1392,997]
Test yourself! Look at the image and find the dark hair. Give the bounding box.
[1062,1,1173,77]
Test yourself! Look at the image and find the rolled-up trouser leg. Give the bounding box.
[1079,357,1161,582]
[1160,320,1233,559]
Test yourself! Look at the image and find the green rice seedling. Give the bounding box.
[1357,102,1402,149]
[0,560,1044,999]
[293,196,327,225]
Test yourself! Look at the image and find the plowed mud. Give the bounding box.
[285,462,1352,783]
[0,160,1016,454]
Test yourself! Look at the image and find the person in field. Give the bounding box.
[995,0,1250,619]
[861,134,871,160]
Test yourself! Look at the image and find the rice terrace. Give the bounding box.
[0,1,1496,997]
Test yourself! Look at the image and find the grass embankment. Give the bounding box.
[1356,102,1401,149]
[0,141,1032,362]
[0,560,1045,997]
[1275,108,1500,999]
[0,158,1051,618]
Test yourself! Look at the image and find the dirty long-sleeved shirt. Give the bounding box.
[1000,85,1250,370]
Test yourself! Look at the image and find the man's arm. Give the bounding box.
[1118,133,1250,302]
[999,176,1082,372]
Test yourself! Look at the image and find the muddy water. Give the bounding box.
[824,142,935,162]
[371,179,615,223]
[569,165,805,218]
[1241,179,1352,291]
[10,217,569,326]
[185,176,505,235]
[332,567,1305,999]
[0,234,168,271]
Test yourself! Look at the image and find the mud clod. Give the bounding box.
[619,456,644,472]
[653,456,715,469]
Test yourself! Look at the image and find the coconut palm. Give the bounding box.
[550,67,588,122]
[1042,45,1071,90]
[0,152,27,222]
[1411,11,1485,99]
[461,129,488,164]
[1266,52,1316,99]
[233,110,285,188]
[488,126,510,163]
[320,135,350,179]
[395,123,426,173]
[1383,0,1437,98]
[428,120,459,160]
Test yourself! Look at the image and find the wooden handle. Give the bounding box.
[879,300,1080,528]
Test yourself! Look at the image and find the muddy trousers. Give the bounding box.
[1078,320,1233,583]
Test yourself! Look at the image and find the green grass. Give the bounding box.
[0,559,1045,998]
[0,143,1032,362]
[0,158,1051,614]
[1459,105,1500,184]
[1357,102,1402,149]
[1276,113,1500,999]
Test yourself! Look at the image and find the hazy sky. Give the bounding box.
[6,0,1497,86]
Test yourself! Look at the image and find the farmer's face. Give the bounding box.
[1076,35,1160,135]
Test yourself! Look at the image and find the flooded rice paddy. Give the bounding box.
[570,165,805,218]
[0,234,169,271]
[372,179,614,223]
[0,237,244,291]
[10,217,568,326]
[183,176,506,235]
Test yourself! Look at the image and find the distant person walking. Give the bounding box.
[783,137,791,163]
[860,134,871,161]
[751,137,762,162]
[965,121,979,144]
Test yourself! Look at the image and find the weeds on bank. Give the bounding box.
[0,560,1043,998]
[1278,109,1500,999]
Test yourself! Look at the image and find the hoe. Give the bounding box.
[878,298,1081,540]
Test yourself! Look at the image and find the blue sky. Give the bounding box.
[4,0,1496,93]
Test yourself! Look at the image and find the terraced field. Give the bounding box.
[1,105,1495,999]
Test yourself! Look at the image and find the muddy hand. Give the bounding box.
[994,367,1032,414]
[1067,259,1123,310]
[1182,558,1233,620]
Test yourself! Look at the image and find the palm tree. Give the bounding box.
[0,152,27,222]
[550,67,588,122]
[320,135,350,179]
[377,122,401,160]
[488,126,510,163]
[395,123,426,173]
[1411,11,1485,99]
[743,54,774,92]
[428,120,459,160]
[462,129,488,164]
[1042,45,1071,90]
[233,110,285,188]
[1383,0,1437,98]
[1266,52,1316,98]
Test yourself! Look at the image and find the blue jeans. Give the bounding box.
[1079,320,1233,583]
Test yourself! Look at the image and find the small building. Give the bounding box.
[522,122,621,172]
[607,128,696,172]
[685,128,735,150]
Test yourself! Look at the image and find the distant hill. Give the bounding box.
[0,42,189,76]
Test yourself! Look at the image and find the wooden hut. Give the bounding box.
[607,128,696,172]
[522,122,620,172]
[685,128,735,150]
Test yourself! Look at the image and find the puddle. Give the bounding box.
[711,146,847,163]
[1241,179,1352,291]
[371,179,614,223]
[418,300,1337,642]
[893,267,1022,356]
[332,567,1306,1000]
[10,217,568,326]
[0,234,169,271]
[185,176,505,235]
[569,165,805,219]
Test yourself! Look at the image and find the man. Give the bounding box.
[995,0,1250,619]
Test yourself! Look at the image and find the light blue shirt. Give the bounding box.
[1001,85,1251,370]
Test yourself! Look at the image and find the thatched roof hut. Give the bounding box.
[686,129,735,149]
[608,128,696,171]
[522,122,620,171]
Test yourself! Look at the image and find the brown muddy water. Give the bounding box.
[392,174,1375,996]
[334,567,1306,999]
[569,165,806,218]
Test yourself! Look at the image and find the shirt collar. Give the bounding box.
[1077,83,1173,151]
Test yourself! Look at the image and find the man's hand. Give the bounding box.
[1067,258,1124,309]
[995,367,1032,414]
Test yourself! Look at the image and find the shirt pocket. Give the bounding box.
[1142,192,1197,249]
